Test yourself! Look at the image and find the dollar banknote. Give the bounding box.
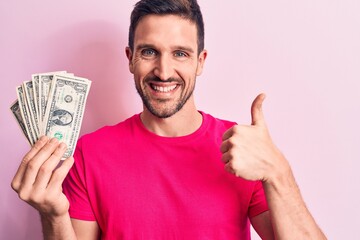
[23,80,40,137]
[10,100,32,146]
[16,85,37,145]
[32,74,40,124]
[37,71,69,133]
[10,71,91,159]
[42,74,91,159]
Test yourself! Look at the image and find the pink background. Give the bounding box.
[1,0,359,239]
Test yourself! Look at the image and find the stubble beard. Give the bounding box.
[135,77,196,119]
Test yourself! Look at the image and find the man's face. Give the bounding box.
[126,14,207,118]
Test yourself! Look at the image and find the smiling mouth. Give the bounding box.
[150,84,178,93]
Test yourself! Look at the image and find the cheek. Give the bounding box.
[133,61,154,78]
[176,63,198,79]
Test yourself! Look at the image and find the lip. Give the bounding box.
[150,83,179,93]
[147,81,181,97]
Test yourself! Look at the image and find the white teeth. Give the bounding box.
[152,85,177,93]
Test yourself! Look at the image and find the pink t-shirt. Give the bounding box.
[63,112,268,239]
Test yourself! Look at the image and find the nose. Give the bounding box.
[153,54,174,81]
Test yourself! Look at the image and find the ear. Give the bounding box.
[196,49,208,76]
[125,47,134,74]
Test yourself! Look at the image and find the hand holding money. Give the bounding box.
[10,71,91,159]
[11,136,75,219]
[10,71,91,231]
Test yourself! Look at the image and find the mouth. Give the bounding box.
[150,83,179,93]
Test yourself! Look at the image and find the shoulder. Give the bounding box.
[201,111,237,131]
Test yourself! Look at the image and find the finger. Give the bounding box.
[19,138,61,191]
[224,162,235,175]
[11,136,50,192]
[220,139,230,154]
[221,151,232,164]
[47,156,74,190]
[222,126,234,141]
[251,93,266,126]
[33,142,68,190]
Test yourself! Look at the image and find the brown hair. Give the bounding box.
[128,0,205,55]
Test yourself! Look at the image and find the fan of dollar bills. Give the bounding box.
[10,71,91,159]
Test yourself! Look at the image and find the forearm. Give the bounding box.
[40,212,77,240]
[263,163,326,240]
[220,94,327,238]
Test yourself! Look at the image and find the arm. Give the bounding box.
[71,219,100,240]
[221,94,326,239]
[40,213,76,240]
[250,164,326,239]
[40,215,100,240]
[11,136,99,240]
[262,162,326,239]
[250,211,275,240]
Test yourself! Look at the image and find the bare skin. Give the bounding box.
[221,93,327,239]
[11,14,326,240]
[11,136,79,240]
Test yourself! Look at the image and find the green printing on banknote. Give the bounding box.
[10,71,91,159]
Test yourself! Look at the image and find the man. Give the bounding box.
[11,0,327,239]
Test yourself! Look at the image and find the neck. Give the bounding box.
[140,100,202,137]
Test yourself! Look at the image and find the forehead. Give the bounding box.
[134,14,198,49]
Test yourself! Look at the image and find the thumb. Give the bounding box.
[251,93,267,126]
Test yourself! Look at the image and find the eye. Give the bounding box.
[141,49,157,58]
[174,51,188,58]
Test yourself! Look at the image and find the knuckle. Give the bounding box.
[21,154,32,165]
[39,166,49,175]
[39,164,51,175]
[18,189,30,201]
[229,150,241,162]
[232,125,241,134]
[225,163,235,174]
[228,148,237,156]
[27,161,38,172]
[221,141,228,149]
[227,138,236,147]
[11,180,20,192]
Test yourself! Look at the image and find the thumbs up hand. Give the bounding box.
[220,93,289,182]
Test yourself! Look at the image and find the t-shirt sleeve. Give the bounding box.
[248,181,269,218]
[63,138,96,221]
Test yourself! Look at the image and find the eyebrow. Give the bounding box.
[135,44,155,51]
[174,46,195,53]
[135,44,195,54]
